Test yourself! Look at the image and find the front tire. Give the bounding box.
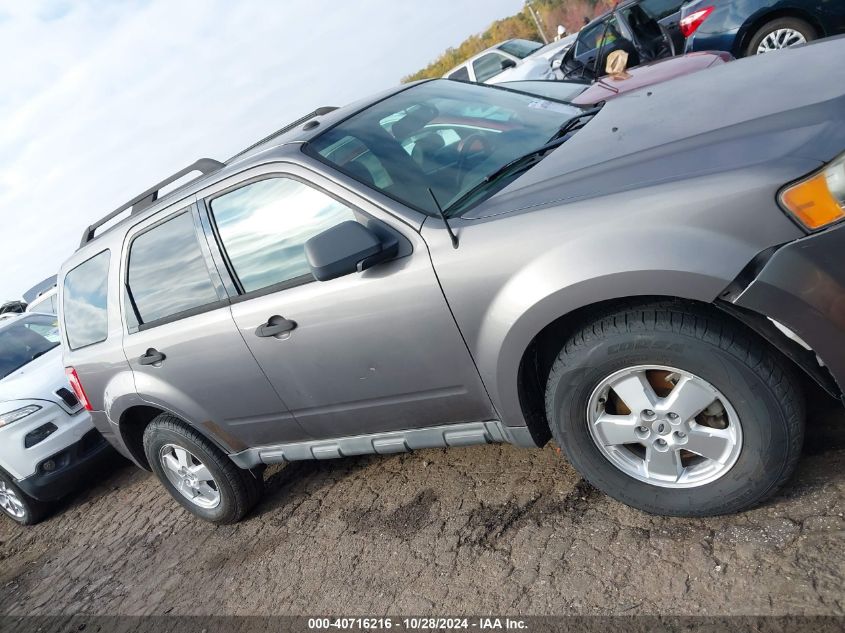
[143,414,263,524]
[746,18,816,56]
[544,302,805,516]
[0,470,46,526]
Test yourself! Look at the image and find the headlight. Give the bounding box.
[780,153,845,230]
[0,405,42,428]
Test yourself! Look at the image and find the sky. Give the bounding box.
[0,0,524,302]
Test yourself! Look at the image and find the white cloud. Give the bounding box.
[0,0,523,301]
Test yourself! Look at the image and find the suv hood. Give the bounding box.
[467,38,845,219]
[0,346,74,410]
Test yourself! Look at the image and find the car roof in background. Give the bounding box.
[585,0,642,27]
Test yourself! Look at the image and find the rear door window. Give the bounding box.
[127,211,222,326]
[63,250,110,350]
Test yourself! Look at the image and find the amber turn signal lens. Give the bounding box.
[780,157,845,230]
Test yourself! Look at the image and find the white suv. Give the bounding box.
[0,313,109,524]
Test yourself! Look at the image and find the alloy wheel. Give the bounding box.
[0,480,27,519]
[159,444,221,509]
[587,365,743,488]
[757,29,807,54]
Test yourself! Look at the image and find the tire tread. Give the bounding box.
[143,414,262,524]
[544,300,805,516]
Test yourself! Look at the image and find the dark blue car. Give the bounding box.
[681,0,845,57]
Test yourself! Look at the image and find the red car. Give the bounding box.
[497,51,732,106]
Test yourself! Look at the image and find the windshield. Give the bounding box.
[307,80,582,216]
[498,39,544,59]
[0,314,61,380]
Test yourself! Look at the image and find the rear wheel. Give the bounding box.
[544,302,805,516]
[746,18,816,56]
[0,470,46,526]
[143,414,263,524]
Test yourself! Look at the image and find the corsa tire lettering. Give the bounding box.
[608,340,684,354]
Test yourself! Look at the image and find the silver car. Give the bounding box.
[60,38,845,524]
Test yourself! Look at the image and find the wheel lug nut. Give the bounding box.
[655,438,667,447]
[674,431,686,439]
[668,412,678,420]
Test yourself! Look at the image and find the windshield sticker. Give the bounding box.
[527,99,574,114]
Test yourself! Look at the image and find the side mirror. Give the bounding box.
[551,58,563,70]
[500,58,517,70]
[305,221,395,282]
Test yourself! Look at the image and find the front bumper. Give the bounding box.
[0,400,94,480]
[733,221,845,397]
[16,428,112,502]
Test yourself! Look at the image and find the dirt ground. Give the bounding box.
[1,404,843,617]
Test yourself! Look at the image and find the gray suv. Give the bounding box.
[60,38,845,524]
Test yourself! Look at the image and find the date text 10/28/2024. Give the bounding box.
[308,618,528,630]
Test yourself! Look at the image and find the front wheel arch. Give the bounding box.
[541,301,806,515]
[516,297,821,448]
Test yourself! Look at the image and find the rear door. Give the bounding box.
[197,163,495,440]
[121,202,306,449]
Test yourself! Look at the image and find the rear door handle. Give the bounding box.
[138,348,166,366]
[256,315,297,338]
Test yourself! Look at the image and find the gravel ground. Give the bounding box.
[0,403,843,617]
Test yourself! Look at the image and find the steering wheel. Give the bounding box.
[455,133,494,187]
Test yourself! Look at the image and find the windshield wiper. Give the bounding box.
[444,108,604,216]
[30,344,59,361]
[547,105,603,143]
[443,137,569,215]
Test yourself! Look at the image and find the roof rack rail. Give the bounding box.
[79,158,224,247]
[225,106,338,163]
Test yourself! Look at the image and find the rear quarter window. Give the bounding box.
[63,250,111,350]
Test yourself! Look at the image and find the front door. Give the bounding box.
[568,15,629,78]
[198,166,495,440]
[121,204,305,449]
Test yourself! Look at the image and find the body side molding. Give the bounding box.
[229,421,537,468]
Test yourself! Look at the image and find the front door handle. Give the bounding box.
[256,315,297,338]
[138,348,166,366]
